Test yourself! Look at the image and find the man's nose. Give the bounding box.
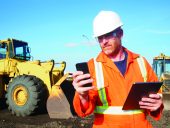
[102,38,108,44]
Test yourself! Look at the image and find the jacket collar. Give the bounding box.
[96,47,140,69]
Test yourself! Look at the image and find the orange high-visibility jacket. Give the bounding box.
[73,48,163,128]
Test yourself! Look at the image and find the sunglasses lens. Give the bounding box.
[112,32,117,37]
[97,30,119,42]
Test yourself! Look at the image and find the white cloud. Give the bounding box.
[64,42,79,47]
[65,41,97,48]
[82,41,98,46]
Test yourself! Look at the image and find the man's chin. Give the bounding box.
[103,50,112,56]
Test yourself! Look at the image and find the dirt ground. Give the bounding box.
[147,110,170,128]
[0,108,92,128]
[0,96,170,128]
[0,107,170,128]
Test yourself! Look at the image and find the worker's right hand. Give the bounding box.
[72,71,94,97]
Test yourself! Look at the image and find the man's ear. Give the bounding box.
[118,28,123,38]
[121,29,123,36]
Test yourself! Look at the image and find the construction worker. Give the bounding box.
[72,10,164,128]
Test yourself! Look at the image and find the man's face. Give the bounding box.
[97,29,122,57]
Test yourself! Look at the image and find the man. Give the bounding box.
[72,10,163,128]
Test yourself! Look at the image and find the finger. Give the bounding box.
[141,97,157,103]
[72,71,83,79]
[149,94,161,99]
[72,75,93,92]
[76,85,95,95]
[78,78,93,86]
[139,105,158,111]
[78,86,94,92]
[74,73,91,83]
[139,100,162,111]
[73,79,93,89]
[139,101,156,107]
[139,101,160,111]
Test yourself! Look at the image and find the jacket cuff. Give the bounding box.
[73,92,94,117]
[149,103,164,120]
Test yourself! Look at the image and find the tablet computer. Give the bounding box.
[122,82,163,110]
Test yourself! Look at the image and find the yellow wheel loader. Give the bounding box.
[0,38,75,118]
[153,53,170,110]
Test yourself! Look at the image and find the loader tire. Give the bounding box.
[5,75,48,117]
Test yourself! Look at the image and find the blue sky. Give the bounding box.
[1,0,170,72]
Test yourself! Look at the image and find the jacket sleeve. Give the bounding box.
[73,90,98,117]
[144,57,164,120]
[73,58,98,117]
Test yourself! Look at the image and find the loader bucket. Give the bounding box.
[47,74,76,119]
[163,92,170,110]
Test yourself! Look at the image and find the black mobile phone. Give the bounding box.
[75,62,92,87]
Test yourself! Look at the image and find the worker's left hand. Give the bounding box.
[139,93,163,112]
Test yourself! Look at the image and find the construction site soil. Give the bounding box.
[0,106,170,128]
[0,92,170,128]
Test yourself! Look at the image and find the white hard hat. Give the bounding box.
[93,11,123,37]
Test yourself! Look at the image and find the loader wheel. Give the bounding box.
[5,75,48,117]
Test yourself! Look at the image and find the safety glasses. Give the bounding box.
[96,30,118,43]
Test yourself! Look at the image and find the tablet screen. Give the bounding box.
[122,82,163,110]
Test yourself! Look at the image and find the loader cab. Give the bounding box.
[153,53,170,92]
[0,39,31,61]
[153,54,170,78]
[12,39,31,61]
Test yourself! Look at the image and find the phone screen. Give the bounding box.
[75,62,92,87]
[76,62,89,74]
